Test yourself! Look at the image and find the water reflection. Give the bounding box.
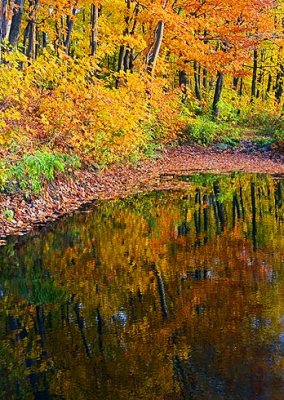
[0,173,284,399]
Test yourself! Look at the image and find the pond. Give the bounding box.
[0,173,284,400]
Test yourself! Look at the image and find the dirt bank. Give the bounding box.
[1,145,283,242]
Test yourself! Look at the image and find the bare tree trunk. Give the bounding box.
[239,78,243,97]
[90,3,98,56]
[251,49,258,99]
[146,20,164,75]
[0,0,8,62]
[266,73,272,95]
[54,19,62,55]
[9,0,24,47]
[116,0,139,87]
[203,68,207,89]
[275,64,284,103]
[212,71,224,118]
[64,9,76,55]
[24,0,38,61]
[209,76,214,90]
[23,19,30,55]
[256,50,264,99]
[117,0,130,74]
[193,61,201,100]
[124,48,133,71]
[117,44,126,72]
[4,2,13,41]
[179,70,187,102]
[233,77,239,90]
[28,15,37,60]
[42,31,47,48]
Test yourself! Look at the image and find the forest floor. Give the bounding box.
[0,143,284,243]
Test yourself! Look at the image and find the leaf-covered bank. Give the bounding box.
[1,144,284,243]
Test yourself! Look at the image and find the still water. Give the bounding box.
[0,173,284,400]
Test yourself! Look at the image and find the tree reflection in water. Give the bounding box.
[0,173,283,399]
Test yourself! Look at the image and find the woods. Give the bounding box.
[0,0,283,191]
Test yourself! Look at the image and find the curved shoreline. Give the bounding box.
[0,145,283,243]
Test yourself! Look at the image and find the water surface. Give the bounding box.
[0,173,284,399]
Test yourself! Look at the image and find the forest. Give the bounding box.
[0,0,283,174]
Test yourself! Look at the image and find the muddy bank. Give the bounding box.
[1,145,283,242]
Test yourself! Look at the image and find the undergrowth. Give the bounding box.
[182,95,283,147]
[0,151,81,195]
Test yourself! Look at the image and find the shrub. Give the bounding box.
[274,128,284,142]
[218,101,240,123]
[185,117,218,145]
[2,151,81,195]
[238,100,283,134]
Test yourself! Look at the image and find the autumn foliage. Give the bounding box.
[0,0,283,178]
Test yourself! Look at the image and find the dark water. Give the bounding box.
[0,173,284,400]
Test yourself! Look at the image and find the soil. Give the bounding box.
[0,145,283,243]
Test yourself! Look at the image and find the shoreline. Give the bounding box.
[1,145,283,243]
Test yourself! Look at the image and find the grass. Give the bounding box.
[0,151,81,195]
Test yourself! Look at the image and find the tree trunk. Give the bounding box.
[0,0,8,62]
[124,48,133,71]
[146,20,164,75]
[233,77,239,90]
[203,68,207,89]
[90,3,98,56]
[4,2,13,41]
[117,44,126,72]
[9,0,24,47]
[193,61,201,100]
[212,71,224,118]
[28,16,37,60]
[24,0,38,61]
[251,49,258,99]
[266,73,272,95]
[275,64,284,103]
[256,50,264,99]
[179,70,187,102]
[42,31,47,48]
[23,19,30,54]
[209,76,214,90]
[0,1,8,40]
[64,8,76,54]
[116,44,127,88]
[116,0,137,87]
[239,78,243,97]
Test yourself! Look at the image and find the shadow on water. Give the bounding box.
[0,173,284,399]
